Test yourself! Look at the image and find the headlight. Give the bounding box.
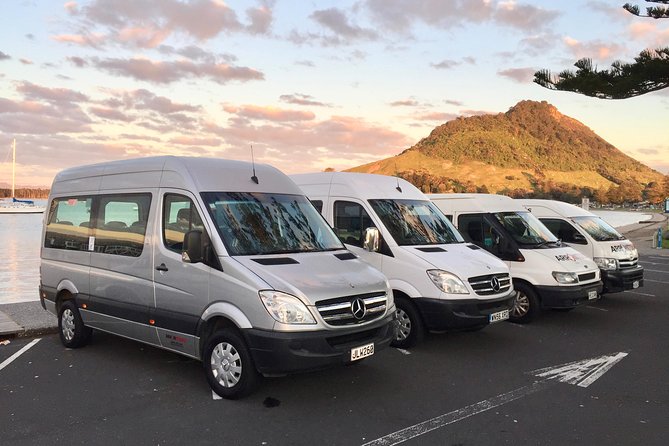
[259,291,316,324]
[427,270,469,294]
[552,271,578,284]
[593,257,618,271]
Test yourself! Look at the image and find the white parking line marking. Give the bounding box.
[396,348,411,355]
[647,256,669,261]
[644,269,669,274]
[0,338,41,372]
[363,353,627,446]
[212,390,222,400]
[638,261,664,265]
[644,279,669,284]
[624,291,656,297]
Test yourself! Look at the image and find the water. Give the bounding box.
[0,204,655,304]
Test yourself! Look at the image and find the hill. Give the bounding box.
[348,101,666,203]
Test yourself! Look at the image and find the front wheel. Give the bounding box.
[391,299,424,349]
[203,329,259,399]
[58,300,92,348]
[509,283,540,324]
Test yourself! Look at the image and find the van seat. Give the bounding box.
[104,221,128,230]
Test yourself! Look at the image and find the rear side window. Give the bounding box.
[310,200,323,213]
[540,218,587,245]
[95,194,152,257]
[163,194,204,253]
[44,197,94,251]
[333,201,375,247]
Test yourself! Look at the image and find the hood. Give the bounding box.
[233,251,388,305]
[533,246,598,273]
[398,243,509,279]
[599,240,638,260]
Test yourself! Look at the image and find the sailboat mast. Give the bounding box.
[11,139,16,198]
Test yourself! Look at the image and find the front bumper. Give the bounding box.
[536,281,604,309]
[243,313,395,376]
[602,265,644,294]
[414,292,515,332]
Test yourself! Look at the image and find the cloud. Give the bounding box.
[563,37,625,61]
[68,56,88,67]
[0,98,92,134]
[310,8,378,41]
[89,107,134,122]
[295,59,315,67]
[444,99,464,106]
[17,82,89,104]
[0,51,10,60]
[19,58,33,65]
[498,67,536,83]
[56,0,273,49]
[92,57,264,84]
[279,93,331,107]
[390,99,421,107]
[494,1,557,32]
[223,104,315,122]
[169,136,221,146]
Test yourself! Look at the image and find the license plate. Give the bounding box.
[632,281,639,289]
[350,343,374,361]
[489,309,509,323]
[588,290,598,300]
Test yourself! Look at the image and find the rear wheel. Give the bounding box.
[58,300,92,348]
[391,299,424,349]
[509,282,539,324]
[203,329,259,399]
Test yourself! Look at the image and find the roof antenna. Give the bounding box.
[250,145,259,184]
[394,161,402,193]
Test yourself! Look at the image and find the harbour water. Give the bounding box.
[0,204,654,305]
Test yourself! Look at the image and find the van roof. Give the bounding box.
[50,156,302,195]
[428,193,526,213]
[291,172,427,201]
[516,199,594,218]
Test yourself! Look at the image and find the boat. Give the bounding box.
[0,139,45,214]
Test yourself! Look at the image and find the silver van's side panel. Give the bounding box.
[81,309,161,347]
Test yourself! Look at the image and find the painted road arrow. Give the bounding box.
[363,352,629,446]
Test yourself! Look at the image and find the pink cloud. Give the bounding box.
[169,136,221,146]
[224,104,315,122]
[89,106,134,122]
[413,112,459,121]
[563,37,625,61]
[498,67,536,83]
[51,33,105,47]
[17,82,89,103]
[93,57,264,84]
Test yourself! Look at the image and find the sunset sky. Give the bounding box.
[1,0,668,187]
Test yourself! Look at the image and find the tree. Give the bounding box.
[534,2,669,99]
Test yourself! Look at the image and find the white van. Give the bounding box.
[40,157,396,399]
[429,194,603,323]
[292,173,515,348]
[516,199,644,293]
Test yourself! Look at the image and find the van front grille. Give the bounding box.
[316,292,387,326]
[618,257,638,268]
[468,273,512,296]
[578,272,597,282]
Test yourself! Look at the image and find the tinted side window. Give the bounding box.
[541,218,587,245]
[310,200,323,213]
[163,194,204,253]
[95,194,151,257]
[333,201,374,248]
[44,197,94,251]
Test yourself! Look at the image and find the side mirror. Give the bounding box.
[363,227,381,252]
[182,230,203,263]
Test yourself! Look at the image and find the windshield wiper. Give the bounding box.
[533,240,560,248]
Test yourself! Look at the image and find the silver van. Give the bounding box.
[39,156,395,399]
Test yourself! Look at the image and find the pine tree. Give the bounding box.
[534,2,669,99]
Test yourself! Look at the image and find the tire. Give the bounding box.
[509,282,540,324]
[203,329,259,400]
[391,298,424,349]
[58,300,92,348]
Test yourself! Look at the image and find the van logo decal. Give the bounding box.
[555,254,577,261]
[490,277,501,293]
[351,298,367,320]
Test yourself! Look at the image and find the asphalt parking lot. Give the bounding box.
[1,253,668,446]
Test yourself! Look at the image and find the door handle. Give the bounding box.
[156,263,169,272]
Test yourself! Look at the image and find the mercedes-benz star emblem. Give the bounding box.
[490,276,501,293]
[351,298,367,320]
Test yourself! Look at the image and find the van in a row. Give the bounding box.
[429,194,603,323]
[292,173,516,347]
[40,157,396,399]
[516,199,644,293]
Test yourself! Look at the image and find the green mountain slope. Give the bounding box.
[348,100,664,199]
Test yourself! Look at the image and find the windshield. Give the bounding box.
[493,211,558,246]
[201,192,344,256]
[369,199,464,246]
[573,216,625,241]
